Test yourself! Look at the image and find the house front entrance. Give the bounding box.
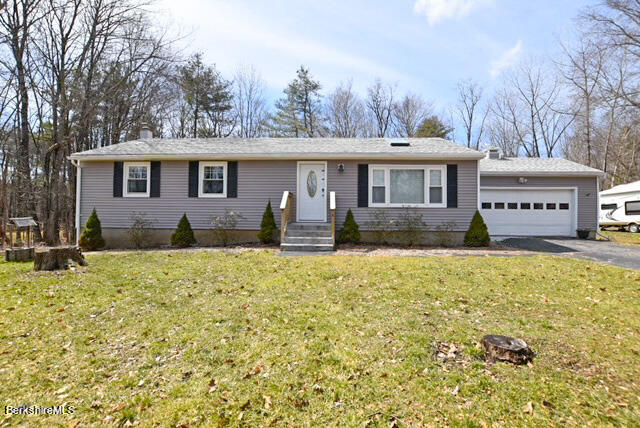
[297,161,327,222]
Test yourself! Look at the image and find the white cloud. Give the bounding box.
[489,40,523,77]
[154,0,408,90]
[413,0,491,25]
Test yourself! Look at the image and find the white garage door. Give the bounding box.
[480,188,576,237]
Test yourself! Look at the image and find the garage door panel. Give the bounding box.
[480,189,575,237]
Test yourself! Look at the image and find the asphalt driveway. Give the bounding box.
[500,237,640,270]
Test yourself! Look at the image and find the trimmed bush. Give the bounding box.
[79,208,105,250]
[258,200,277,244]
[464,210,490,247]
[339,209,360,244]
[171,213,197,248]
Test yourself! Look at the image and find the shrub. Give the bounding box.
[367,210,394,245]
[128,212,155,249]
[398,207,426,246]
[78,208,105,250]
[257,200,277,244]
[464,210,490,247]
[210,211,245,246]
[339,209,360,244]
[171,213,197,248]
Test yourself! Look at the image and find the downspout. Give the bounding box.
[71,159,81,245]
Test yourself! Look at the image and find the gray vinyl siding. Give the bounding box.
[328,160,478,231]
[79,159,478,232]
[80,160,297,230]
[480,176,598,230]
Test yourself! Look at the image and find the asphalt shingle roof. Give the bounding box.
[69,137,486,160]
[479,157,604,176]
[70,138,604,176]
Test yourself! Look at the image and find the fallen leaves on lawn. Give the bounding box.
[263,395,272,410]
[243,362,264,379]
[523,401,534,414]
[208,378,217,393]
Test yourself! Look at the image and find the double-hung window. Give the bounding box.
[369,165,446,207]
[199,161,227,198]
[124,162,150,197]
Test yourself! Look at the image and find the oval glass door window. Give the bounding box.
[306,170,317,197]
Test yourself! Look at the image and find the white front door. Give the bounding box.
[480,188,576,237]
[297,162,327,222]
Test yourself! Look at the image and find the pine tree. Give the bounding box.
[258,200,277,244]
[171,213,197,248]
[79,208,105,250]
[180,53,234,137]
[464,210,490,247]
[339,209,360,244]
[416,115,453,139]
[269,66,324,137]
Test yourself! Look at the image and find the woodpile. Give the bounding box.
[5,248,35,262]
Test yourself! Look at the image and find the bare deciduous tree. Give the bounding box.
[0,0,43,216]
[233,65,267,138]
[325,79,366,137]
[392,92,431,137]
[366,78,395,137]
[455,79,488,150]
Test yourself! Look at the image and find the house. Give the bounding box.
[69,134,604,250]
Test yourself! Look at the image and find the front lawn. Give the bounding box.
[1,251,639,426]
[600,230,640,246]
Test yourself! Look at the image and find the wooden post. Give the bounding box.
[280,191,293,244]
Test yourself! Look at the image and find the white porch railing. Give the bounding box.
[330,191,336,247]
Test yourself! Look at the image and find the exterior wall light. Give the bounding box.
[337,163,345,173]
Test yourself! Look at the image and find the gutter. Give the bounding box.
[479,170,605,178]
[68,153,487,161]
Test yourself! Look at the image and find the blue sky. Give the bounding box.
[153,0,595,111]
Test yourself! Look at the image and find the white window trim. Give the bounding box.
[368,164,447,208]
[123,161,150,198]
[198,161,228,198]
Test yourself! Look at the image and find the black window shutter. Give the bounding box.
[227,161,238,198]
[447,164,458,208]
[150,161,161,197]
[188,161,199,197]
[113,161,123,197]
[357,164,368,208]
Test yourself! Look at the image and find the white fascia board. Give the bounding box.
[69,153,487,161]
[480,170,605,177]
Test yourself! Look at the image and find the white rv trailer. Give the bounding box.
[599,180,640,232]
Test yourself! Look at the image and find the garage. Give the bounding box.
[480,188,576,237]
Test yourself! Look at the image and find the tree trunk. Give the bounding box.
[34,246,86,271]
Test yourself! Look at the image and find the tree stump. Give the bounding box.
[5,247,35,262]
[34,246,87,271]
[481,335,534,365]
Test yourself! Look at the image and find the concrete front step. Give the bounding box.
[285,229,333,238]
[282,236,334,245]
[280,243,335,252]
[281,222,334,252]
[287,222,332,231]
